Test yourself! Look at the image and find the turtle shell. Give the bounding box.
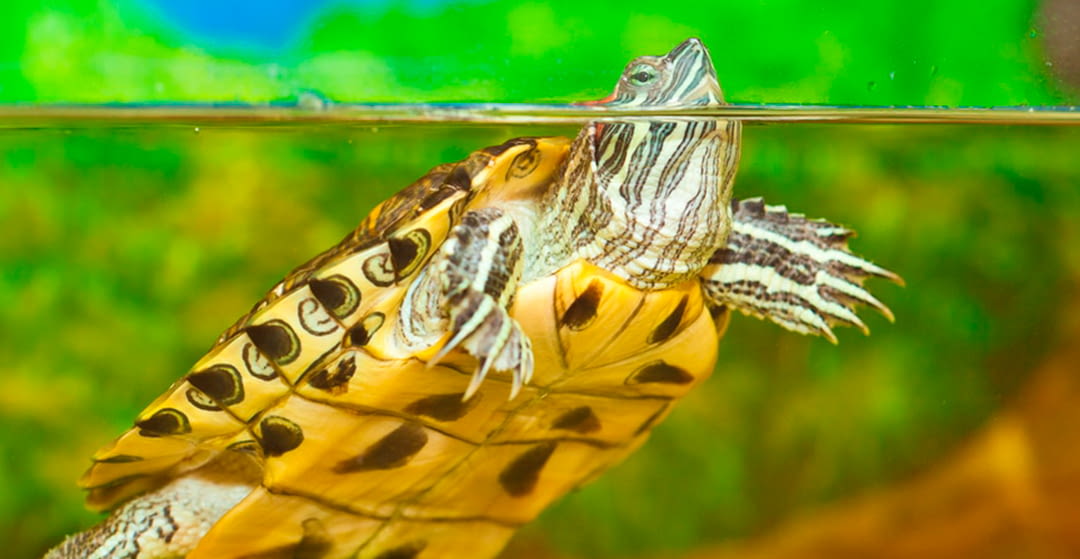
[77,132,728,558]
[79,136,568,505]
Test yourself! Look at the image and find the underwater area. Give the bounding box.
[4,117,1080,558]
[2,1,1080,558]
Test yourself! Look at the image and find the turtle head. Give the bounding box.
[591,37,725,107]
[544,37,739,289]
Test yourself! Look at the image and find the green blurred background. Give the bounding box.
[2,1,1080,558]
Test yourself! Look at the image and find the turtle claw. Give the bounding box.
[428,290,534,401]
[428,293,498,368]
[703,197,901,341]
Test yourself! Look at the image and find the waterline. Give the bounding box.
[0,103,1078,127]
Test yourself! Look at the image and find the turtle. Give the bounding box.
[47,37,899,559]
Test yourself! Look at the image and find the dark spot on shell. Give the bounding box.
[483,137,534,157]
[389,237,418,275]
[259,416,304,457]
[445,165,473,190]
[243,342,278,380]
[363,252,396,287]
[246,320,300,365]
[238,519,331,559]
[374,541,426,559]
[136,408,191,437]
[295,517,333,559]
[507,146,541,179]
[227,440,262,455]
[346,313,384,346]
[648,295,688,344]
[85,475,151,510]
[389,229,431,279]
[307,354,356,392]
[185,388,221,411]
[499,442,556,497]
[418,185,458,212]
[334,423,428,473]
[91,473,149,490]
[551,406,601,434]
[626,361,694,385]
[188,364,244,406]
[297,297,338,336]
[404,393,476,422]
[95,454,143,464]
[560,280,603,330]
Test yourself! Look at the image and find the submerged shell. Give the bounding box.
[80,137,570,510]
[76,132,732,558]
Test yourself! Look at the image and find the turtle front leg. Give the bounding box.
[398,207,533,399]
[701,198,902,342]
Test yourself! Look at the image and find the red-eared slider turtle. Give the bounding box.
[48,38,899,559]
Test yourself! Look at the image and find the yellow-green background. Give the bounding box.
[2,1,1079,558]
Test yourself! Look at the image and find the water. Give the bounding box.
[3,110,1079,558]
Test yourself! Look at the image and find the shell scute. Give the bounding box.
[242,284,345,384]
[188,488,383,559]
[398,438,635,524]
[355,518,513,559]
[486,392,669,446]
[294,351,522,443]
[257,397,474,518]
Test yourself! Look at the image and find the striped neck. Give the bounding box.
[536,117,741,290]
[526,38,741,290]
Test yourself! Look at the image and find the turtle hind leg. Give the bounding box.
[701,197,902,342]
[399,207,533,399]
[45,453,258,559]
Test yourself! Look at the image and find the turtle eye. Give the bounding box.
[627,64,659,86]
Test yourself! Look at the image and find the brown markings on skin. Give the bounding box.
[404,392,477,422]
[560,280,603,330]
[551,406,602,434]
[498,442,557,497]
[136,408,191,437]
[648,295,688,344]
[626,361,694,385]
[333,423,429,473]
[259,416,305,457]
